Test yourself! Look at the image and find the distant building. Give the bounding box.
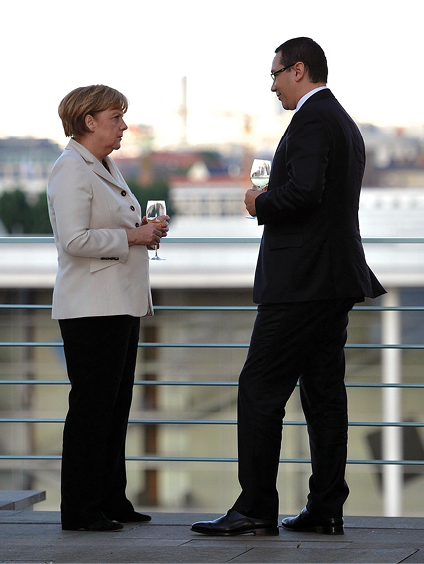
[360,124,424,187]
[2,124,424,201]
[0,137,62,195]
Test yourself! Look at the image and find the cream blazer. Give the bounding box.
[47,139,153,320]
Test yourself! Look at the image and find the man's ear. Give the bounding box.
[293,62,305,81]
[85,114,96,132]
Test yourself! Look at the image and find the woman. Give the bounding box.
[47,85,169,531]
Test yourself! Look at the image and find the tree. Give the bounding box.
[0,180,172,236]
[0,189,52,235]
[29,192,53,234]
[0,189,33,234]
[126,180,173,218]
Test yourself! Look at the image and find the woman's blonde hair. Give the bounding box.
[58,85,129,138]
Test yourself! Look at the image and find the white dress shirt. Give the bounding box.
[296,86,328,112]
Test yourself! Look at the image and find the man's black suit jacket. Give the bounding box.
[254,88,385,304]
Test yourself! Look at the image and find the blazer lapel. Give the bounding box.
[91,157,122,188]
[66,139,123,189]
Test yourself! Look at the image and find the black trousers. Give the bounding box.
[232,298,356,521]
[59,315,140,526]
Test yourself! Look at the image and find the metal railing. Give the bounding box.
[0,236,423,469]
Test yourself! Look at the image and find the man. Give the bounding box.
[191,37,385,537]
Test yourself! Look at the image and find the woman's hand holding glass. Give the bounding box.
[126,216,169,248]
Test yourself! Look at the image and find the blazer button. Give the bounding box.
[121,190,127,197]
[130,205,135,211]
[135,222,140,227]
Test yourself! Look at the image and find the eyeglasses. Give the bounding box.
[270,63,296,81]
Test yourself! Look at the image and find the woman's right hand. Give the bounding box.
[126,222,163,247]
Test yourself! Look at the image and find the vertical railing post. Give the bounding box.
[381,288,403,516]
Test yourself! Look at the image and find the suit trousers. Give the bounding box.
[59,315,140,526]
[232,298,356,521]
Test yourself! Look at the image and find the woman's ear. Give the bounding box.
[85,114,96,132]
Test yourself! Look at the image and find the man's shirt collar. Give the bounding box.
[296,86,328,112]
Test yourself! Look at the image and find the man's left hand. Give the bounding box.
[244,187,265,217]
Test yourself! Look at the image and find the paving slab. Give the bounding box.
[0,490,46,511]
[0,511,423,563]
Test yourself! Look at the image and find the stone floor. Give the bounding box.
[0,511,424,563]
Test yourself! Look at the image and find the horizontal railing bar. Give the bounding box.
[0,237,55,244]
[1,342,424,350]
[0,380,423,389]
[0,304,53,309]
[345,382,424,388]
[354,306,424,311]
[126,457,424,465]
[4,304,424,312]
[6,341,242,348]
[1,418,422,428]
[0,454,422,465]
[2,236,424,244]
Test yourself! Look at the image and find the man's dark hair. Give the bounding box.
[275,37,328,84]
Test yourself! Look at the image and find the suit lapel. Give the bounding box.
[276,128,289,152]
[273,89,335,163]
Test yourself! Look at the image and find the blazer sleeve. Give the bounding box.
[48,154,130,262]
[256,108,331,224]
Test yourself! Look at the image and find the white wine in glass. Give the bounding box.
[246,158,272,218]
[146,200,166,260]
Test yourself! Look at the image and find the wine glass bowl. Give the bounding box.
[246,159,272,218]
[250,159,271,188]
[146,200,166,260]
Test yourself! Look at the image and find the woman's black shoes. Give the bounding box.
[107,510,151,523]
[62,515,123,531]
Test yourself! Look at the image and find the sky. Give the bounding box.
[1,0,423,150]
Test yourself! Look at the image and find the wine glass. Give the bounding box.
[246,159,271,218]
[146,200,166,260]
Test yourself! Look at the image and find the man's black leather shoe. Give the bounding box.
[282,508,344,535]
[191,509,279,536]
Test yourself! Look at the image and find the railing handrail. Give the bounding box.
[1,417,423,428]
[0,454,422,465]
[0,379,423,389]
[2,304,424,312]
[2,236,424,244]
[1,341,424,350]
